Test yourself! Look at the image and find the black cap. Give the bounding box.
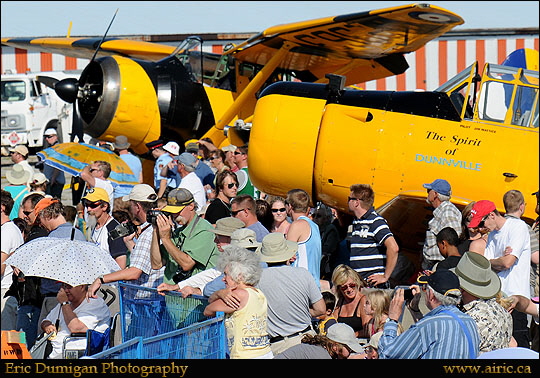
[145,139,164,150]
[417,269,461,297]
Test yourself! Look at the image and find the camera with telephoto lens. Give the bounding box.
[109,222,138,240]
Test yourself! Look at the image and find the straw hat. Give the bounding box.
[6,164,30,185]
[452,251,501,299]
[256,232,297,263]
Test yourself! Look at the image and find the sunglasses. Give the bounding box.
[231,208,249,216]
[22,210,33,217]
[339,283,357,291]
[45,135,55,138]
[227,183,238,189]
[89,168,100,173]
[209,156,219,161]
[348,197,360,202]
[84,201,102,209]
[234,151,244,155]
[271,207,286,213]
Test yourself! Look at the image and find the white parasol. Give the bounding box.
[5,237,121,287]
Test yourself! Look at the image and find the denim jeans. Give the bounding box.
[16,305,41,349]
[1,291,18,331]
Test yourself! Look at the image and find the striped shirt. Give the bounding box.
[349,207,393,280]
[378,305,480,359]
[423,201,462,266]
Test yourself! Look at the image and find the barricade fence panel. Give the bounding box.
[119,282,209,342]
[89,316,226,359]
[88,282,226,359]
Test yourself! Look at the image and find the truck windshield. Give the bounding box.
[1,80,26,102]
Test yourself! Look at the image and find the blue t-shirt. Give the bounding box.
[115,153,142,198]
[154,154,176,189]
[4,185,29,219]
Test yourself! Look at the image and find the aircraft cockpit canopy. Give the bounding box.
[436,63,539,128]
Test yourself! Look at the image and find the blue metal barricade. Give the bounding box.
[118,282,209,342]
[88,281,226,359]
[89,315,226,359]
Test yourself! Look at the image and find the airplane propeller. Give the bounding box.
[35,9,118,143]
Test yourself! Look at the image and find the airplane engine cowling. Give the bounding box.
[78,55,216,154]
[79,56,161,154]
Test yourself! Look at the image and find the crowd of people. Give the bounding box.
[1,134,539,360]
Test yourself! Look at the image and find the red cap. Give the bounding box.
[468,200,496,228]
[33,197,59,217]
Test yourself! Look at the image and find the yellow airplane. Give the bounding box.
[250,47,539,265]
[1,3,463,155]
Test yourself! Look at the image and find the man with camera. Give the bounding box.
[82,188,128,269]
[150,188,218,284]
[150,187,219,327]
[86,184,164,301]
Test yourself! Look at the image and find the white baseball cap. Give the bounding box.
[163,141,180,155]
[44,128,57,136]
[122,184,158,202]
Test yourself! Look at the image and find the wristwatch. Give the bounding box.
[98,275,105,284]
[61,301,71,306]
[385,318,398,324]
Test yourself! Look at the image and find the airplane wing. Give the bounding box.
[0,37,176,61]
[229,3,464,84]
[2,3,463,83]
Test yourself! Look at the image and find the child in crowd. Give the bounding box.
[316,291,338,335]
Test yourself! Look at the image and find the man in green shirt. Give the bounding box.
[150,188,218,327]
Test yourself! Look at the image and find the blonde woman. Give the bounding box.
[364,289,403,336]
[331,264,371,338]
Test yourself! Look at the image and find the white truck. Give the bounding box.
[1,70,81,151]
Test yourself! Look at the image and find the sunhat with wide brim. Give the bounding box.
[230,228,261,249]
[451,251,501,299]
[6,164,30,185]
[256,232,297,263]
[209,217,245,236]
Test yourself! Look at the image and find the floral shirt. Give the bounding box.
[463,298,512,353]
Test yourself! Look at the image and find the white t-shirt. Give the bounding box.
[484,217,531,298]
[44,296,110,359]
[93,178,114,212]
[178,172,207,210]
[1,221,24,289]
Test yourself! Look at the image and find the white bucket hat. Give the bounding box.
[6,164,30,185]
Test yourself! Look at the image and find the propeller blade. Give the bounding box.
[35,75,59,89]
[89,8,119,64]
[70,100,84,142]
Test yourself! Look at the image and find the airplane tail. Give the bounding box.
[501,48,539,71]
